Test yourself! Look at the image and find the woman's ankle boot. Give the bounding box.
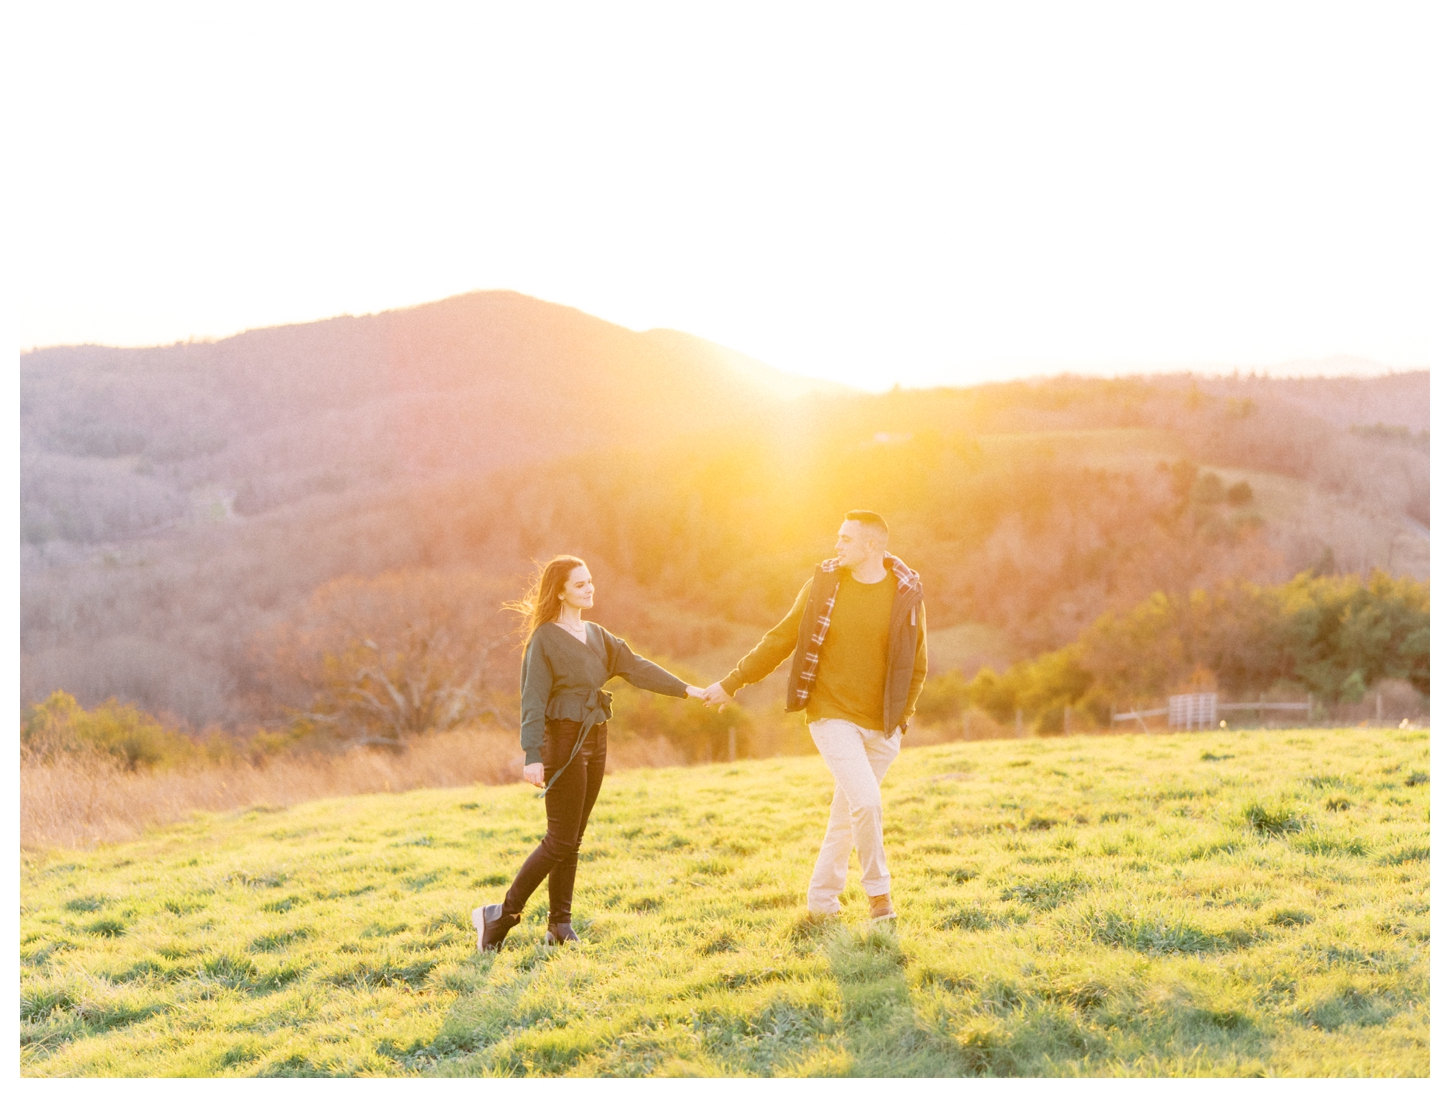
[472,904,520,952]
[545,921,579,945]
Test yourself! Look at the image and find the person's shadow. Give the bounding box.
[825,923,977,1076]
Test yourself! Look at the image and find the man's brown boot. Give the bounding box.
[867,892,896,923]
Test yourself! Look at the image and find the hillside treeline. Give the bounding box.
[400,378,1401,652]
[21,372,1429,730]
[22,565,1428,791]
[929,570,1429,734]
[21,690,237,771]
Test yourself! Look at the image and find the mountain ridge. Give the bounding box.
[18,292,1429,729]
[20,290,848,534]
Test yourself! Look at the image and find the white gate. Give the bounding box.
[1168,692,1218,730]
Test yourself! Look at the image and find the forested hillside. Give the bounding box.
[19,295,1429,735]
[20,290,843,542]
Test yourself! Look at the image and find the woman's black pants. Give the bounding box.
[502,718,606,925]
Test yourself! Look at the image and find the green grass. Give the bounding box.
[20,727,1429,1077]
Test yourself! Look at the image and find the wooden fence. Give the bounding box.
[1112,693,1314,731]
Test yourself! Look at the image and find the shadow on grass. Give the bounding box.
[380,941,598,1076]
[825,924,972,1076]
[824,921,1277,1077]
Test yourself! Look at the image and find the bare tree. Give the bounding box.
[256,567,517,748]
[307,627,509,748]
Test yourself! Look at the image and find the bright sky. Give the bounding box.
[11,2,1445,390]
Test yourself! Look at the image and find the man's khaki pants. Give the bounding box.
[806,718,901,914]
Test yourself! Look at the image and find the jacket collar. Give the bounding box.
[820,553,921,596]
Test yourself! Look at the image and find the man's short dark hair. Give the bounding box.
[844,510,889,539]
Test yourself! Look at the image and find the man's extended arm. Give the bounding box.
[710,580,812,700]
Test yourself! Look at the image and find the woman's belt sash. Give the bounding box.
[539,688,612,794]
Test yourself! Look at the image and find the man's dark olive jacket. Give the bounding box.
[720,553,927,733]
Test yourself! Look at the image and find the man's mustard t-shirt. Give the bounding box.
[805,571,896,731]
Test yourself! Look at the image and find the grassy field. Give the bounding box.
[20,726,1429,1077]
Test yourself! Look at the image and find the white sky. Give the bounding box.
[10,1,1446,390]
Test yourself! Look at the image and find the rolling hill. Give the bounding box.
[20,290,847,542]
[18,294,1429,730]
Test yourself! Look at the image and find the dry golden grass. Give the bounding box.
[20,726,693,850]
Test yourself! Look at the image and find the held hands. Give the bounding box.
[522,761,545,788]
[686,684,728,711]
[700,681,731,712]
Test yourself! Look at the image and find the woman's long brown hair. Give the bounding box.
[504,555,587,645]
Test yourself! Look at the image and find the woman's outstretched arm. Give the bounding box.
[600,630,691,697]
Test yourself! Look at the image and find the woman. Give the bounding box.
[472,555,707,951]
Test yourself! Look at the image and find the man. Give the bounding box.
[702,510,926,923]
